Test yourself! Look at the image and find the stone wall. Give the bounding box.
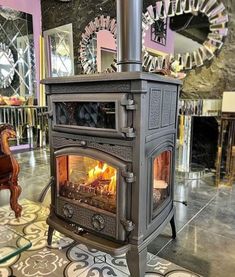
[41,0,235,97]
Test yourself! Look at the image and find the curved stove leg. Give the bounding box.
[47,225,54,246]
[170,215,176,239]
[126,246,147,277]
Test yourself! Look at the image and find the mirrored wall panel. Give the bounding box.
[0,43,15,88]
[0,6,36,98]
[79,16,117,74]
[44,23,74,77]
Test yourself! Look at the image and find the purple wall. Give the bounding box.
[0,0,42,100]
[97,30,116,72]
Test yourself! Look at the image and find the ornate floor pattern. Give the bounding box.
[0,200,201,277]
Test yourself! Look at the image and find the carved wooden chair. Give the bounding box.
[0,124,22,218]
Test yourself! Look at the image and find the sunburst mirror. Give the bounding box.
[79,15,117,74]
[0,43,15,89]
[142,0,229,72]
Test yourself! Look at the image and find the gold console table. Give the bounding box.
[0,106,48,149]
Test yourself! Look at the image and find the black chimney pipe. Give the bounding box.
[116,0,143,72]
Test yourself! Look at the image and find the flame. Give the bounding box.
[87,161,117,195]
[108,175,116,194]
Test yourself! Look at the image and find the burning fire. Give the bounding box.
[87,161,116,194]
[58,156,117,212]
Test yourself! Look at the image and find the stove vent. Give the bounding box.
[116,0,143,72]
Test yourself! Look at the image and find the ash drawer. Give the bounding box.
[56,197,117,239]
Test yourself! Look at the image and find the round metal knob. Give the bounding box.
[63,203,74,218]
[91,214,105,231]
[79,140,87,146]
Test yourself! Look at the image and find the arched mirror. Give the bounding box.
[0,43,15,89]
[142,0,228,72]
[79,15,117,74]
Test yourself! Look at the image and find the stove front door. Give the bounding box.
[54,147,129,241]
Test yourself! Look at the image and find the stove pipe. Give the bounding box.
[116,0,143,72]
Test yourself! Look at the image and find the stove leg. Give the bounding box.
[126,246,147,277]
[47,226,54,246]
[170,215,176,239]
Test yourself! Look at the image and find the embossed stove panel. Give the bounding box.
[52,136,133,162]
[148,85,178,130]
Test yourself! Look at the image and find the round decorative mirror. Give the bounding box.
[142,0,228,72]
[0,43,15,89]
[79,15,117,74]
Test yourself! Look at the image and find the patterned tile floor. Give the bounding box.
[0,199,200,277]
[1,148,235,276]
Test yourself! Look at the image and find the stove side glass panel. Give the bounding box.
[56,155,117,214]
[55,102,116,129]
[152,151,171,215]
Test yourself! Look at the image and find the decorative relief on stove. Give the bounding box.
[51,81,131,94]
[52,137,132,162]
[88,141,132,161]
[161,91,172,127]
[170,91,177,125]
[149,88,162,130]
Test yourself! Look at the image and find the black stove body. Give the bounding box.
[44,72,180,277]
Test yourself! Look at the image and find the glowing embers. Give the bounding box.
[57,155,117,214]
[152,151,171,213]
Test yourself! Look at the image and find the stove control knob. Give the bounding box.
[91,214,105,231]
[63,204,74,218]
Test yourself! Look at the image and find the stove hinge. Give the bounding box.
[121,99,136,110]
[38,110,53,119]
[121,127,136,138]
[121,171,135,183]
[120,219,135,232]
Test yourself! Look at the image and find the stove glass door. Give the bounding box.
[57,155,117,214]
[55,101,116,129]
[152,151,171,214]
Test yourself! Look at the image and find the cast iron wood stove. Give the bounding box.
[44,72,180,276]
[43,1,181,276]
